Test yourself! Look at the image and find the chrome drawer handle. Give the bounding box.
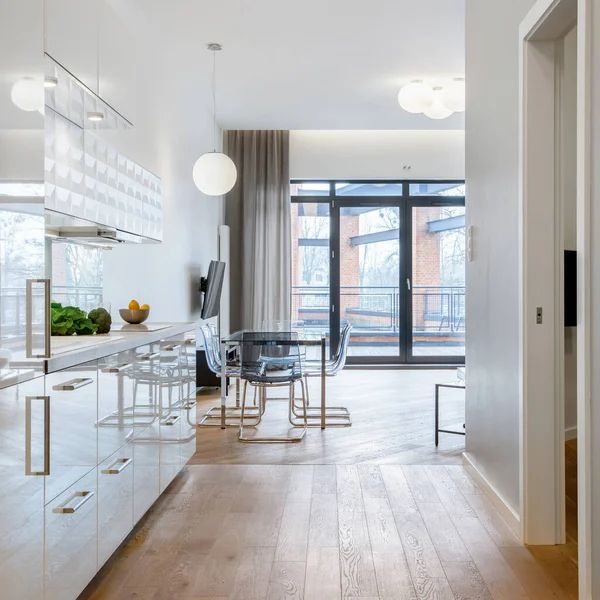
[137,352,160,361]
[26,278,51,359]
[101,363,132,373]
[53,490,94,514]
[101,457,132,475]
[162,344,181,351]
[163,415,180,426]
[25,396,50,476]
[52,377,93,391]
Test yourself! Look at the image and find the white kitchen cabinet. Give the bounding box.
[0,377,47,600]
[45,0,99,93]
[45,468,98,600]
[98,350,136,464]
[132,428,160,522]
[98,444,134,568]
[44,360,98,504]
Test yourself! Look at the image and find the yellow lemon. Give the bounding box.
[128,300,140,310]
[140,303,150,311]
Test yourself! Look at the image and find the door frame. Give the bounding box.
[518,0,591,595]
[291,180,466,365]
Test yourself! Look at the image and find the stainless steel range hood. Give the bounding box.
[46,225,142,245]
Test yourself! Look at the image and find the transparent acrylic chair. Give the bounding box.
[238,331,308,443]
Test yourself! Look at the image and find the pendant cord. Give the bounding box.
[212,49,217,152]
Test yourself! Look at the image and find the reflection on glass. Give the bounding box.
[412,206,465,357]
[291,203,330,355]
[290,182,330,196]
[409,182,465,196]
[340,206,400,357]
[335,182,404,196]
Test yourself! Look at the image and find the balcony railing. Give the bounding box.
[291,285,465,338]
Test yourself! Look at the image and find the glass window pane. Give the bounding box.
[339,206,400,357]
[290,182,330,196]
[291,202,330,353]
[335,182,404,196]
[409,182,465,196]
[411,206,465,357]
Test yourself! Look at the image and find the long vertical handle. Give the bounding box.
[26,278,51,358]
[25,396,50,476]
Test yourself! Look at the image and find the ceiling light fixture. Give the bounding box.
[397,80,435,114]
[87,111,105,122]
[192,43,237,197]
[423,87,454,120]
[11,77,44,112]
[44,75,58,88]
[441,77,465,112]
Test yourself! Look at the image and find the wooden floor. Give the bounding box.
[79,371,579,600]
[80,463,578,600]
[192,370,466,465]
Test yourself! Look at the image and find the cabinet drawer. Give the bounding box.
[98,351,136,463]
[45,469,97,600]
[132,433,159,523]
[98,445,134,568]
[45,361,98,503]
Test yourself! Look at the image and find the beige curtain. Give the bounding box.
[224,130,291,331]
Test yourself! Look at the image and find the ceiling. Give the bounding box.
[127,0,465,131]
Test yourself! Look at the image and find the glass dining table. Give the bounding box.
[218,330,342,430]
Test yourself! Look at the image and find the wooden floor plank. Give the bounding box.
[380,465,419,514]
[402,466,441,505]
[309,494,339,547]
[304,546,342,600]
[287,465,314,503]
[339,510,379,597]
[275,502,311,562]
[417,502,471,562]
[442,561,493,600]
[364,497,404,553]
[358,465,388,499]
[372,551,416,599]
[422,465,476,519]
[337,464,365,513]
[266,562,305,600]
[228,546,275,600]
[313,465,337,494]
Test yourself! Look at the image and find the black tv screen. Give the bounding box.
[564,250,577,327]
[201,260,225,320]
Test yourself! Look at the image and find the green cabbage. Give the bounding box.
[51,303,99,336]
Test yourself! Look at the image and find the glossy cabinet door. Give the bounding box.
[98,350,136,464]
[45,468,97,600]
[98,443,134,568]
[129,343,161,521]
[45,360,98,504]
[0,377,47,600]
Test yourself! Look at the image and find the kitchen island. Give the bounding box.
[0,322,198,600]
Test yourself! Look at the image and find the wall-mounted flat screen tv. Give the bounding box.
[200,260,226,320]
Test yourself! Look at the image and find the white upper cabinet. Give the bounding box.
[98,1,136,122]
[45,0,99,94]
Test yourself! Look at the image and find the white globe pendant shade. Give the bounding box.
[192,152,237,196]
[11,77,43,112]
[423,88,454,120]
[397,80,435,114]
[441,78,465,112]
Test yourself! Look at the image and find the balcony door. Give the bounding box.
[291,181,465,365]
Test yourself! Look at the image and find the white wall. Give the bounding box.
[290,130,465,180]
[465,0,536,516]
[560,26,577,438]
[44,1,223,323]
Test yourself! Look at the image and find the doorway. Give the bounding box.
[290,181,465,365]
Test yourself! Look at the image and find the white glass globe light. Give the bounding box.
[441,78,465,112]
[192,152,237,196]
[423,88,454,120]
[11,77,43,112]
[397,80,435,114]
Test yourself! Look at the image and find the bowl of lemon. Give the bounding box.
[119,300,150,324]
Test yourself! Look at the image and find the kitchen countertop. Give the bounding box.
[6,322,196,383]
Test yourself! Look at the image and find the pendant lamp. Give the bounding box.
[192,43,237,196]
